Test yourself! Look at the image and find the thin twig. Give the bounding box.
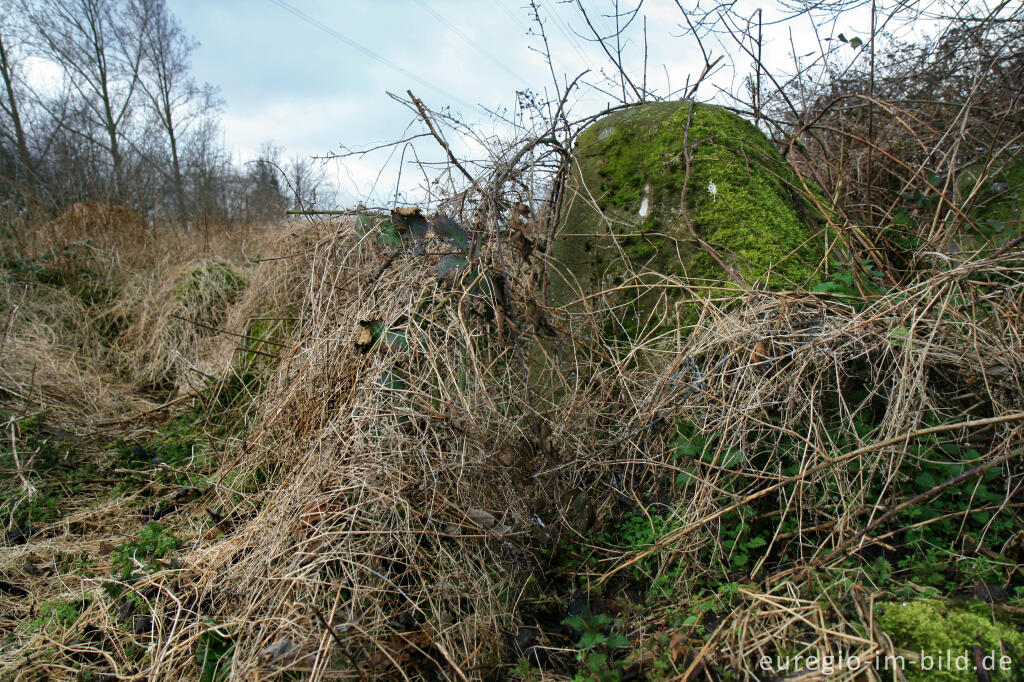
[407,90,475,184]
[599,411,1024,583]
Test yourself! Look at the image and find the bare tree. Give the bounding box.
[2,0,321,225]
[24,0,152,200]
[182,115,230,229]
[135,0,221,224]
[283,155,331,210]
[243,141,287,223]
[0,19,34,185]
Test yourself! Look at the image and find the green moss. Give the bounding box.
[174,260,247,304]
[21,598,85,633]
[875,600,1024,681]
[961,152,1024,240]
[206,314,288,424]
[0,412,95,527]
[111,522,182,583]
[553,101,823,311]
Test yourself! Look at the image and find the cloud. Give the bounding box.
[169,0,833,206]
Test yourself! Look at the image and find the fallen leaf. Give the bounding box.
[466,509,496,528]
[260,636,295,661]
[670,633,686,663]
[491,524,513,539]
[203,527,224,540]
[752,340,767,364]
[971,581,1008,604]
[355,322,374,349]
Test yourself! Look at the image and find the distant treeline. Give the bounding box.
[0,0,329,227]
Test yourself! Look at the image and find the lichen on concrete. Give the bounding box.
[549,100,824,322]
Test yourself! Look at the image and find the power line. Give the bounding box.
[411,0,530,88]
[492,0,531,33]
[492,0,591,68]
[540,1,593,67]
[265,0,481,112]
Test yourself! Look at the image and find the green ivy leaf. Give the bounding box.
[433,215,471,252]
[974,483,994,501]
[812,280,849,294]
[380,369,406,391]
[354,214,375,236]
[720,448,744,468]
[676,466,699,487]
[675,438,699,457]
[391,209,429,243]
[984,218,1005,233]
[436,254,469,277]
[368,322,408,349]
[376,220,403,247]
[464,267,491,296]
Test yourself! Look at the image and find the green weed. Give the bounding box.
[563,611,630,682]
[110,523,182,584]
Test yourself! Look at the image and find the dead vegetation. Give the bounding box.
[3,2,1024,681]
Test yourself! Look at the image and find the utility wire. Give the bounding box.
[491,0,531,32]
[411,0,530,88]
[265,0,480,112]
[540,1,593,67]
[493,0,591,67]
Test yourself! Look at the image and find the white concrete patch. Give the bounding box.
[638,183,651,217]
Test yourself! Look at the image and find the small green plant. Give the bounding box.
[21,598,86,633]
[563,612,630,682]
[56,551,95,576]
[511,656,541,681]
[111,523,182,583]
[195,621,234,682]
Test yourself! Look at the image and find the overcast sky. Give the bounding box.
[164,0,870,207]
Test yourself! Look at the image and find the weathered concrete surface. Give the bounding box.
[548,101,824,325]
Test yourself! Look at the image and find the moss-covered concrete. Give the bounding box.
[875,599,1024,681]
[549,101,824,321]
[174,260,248,304]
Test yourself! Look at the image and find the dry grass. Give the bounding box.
[3,35,1024,675]
[3,204,1018,679]
[0,212,309,680]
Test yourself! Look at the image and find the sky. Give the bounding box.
[164,0,873,207]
